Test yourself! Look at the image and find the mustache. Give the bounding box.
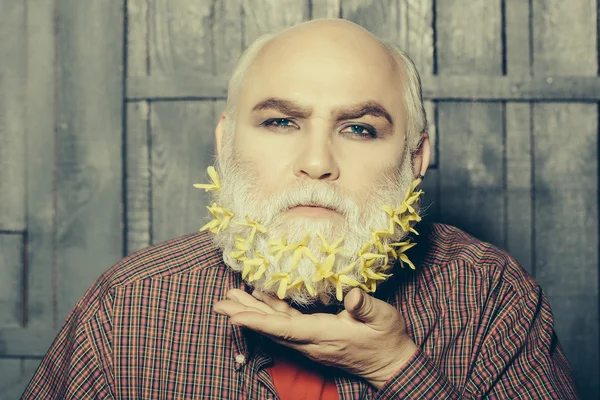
[265,182,358,217]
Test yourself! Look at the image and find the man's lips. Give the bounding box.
[285,205,340,217]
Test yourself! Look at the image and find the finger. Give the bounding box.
[231,312,321,343]
[344,288,397,329]
[213,299,267,317]
[226,289,277,315]
[252,290,302,316]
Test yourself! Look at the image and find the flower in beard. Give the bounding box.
[205,140,420,305]
[268,233,319,271]
[200,203,234,234]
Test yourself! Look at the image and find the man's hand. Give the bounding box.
[213,288,417,389]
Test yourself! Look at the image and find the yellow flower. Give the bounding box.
[390,241,417,270]
[193,166,222,192]
[311,255,362,301]
[267,236,288,260]
[230,235,249,260]
[359,279,377,294]
[268,234,318,270]
[243,251,270,282]
[373,219,395,239]
[316,232,346,255]
[236,216,267,244]
[333,263,361,301]
[265,273,296,299]
[200,203,234,234]
[381,178,424,234]
[312,253,336,282]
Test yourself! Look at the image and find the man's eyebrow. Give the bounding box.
[252,97,393,125]
[333,101,394,125]
[251,98,312,119]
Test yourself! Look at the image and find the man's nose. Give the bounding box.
[293,132,340,181]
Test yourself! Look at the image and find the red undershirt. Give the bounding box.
[265,341,340,400]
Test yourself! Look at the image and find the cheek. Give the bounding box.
[337,142,404,188]
[232,136,292,191]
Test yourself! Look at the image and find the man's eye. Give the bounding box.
[262,118,297,130]
[342,124,378,139]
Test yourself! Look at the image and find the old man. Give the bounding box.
[23,18,578,399]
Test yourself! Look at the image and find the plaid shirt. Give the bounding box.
[22,223,578,399]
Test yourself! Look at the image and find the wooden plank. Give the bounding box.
[0,359,24,393]
[505,103,533,273]
[144,0,243,245]
[0,235,23,328]
[438,102,505,246]
[0,327,58,357]
[127,74,600,102]
[0,359,40,398]
[0,0,26,231]
[436,0,504,247]
[505,0,531,76]
[436,0,502,75]
[532,105,598,398]
[504,0,533,274]
[149,0,243,77]
[242,0,308,47]
[126,0,151,255]
[126,102,151,254]
[127,0,149,76]
[150,102,216,244]
[532,1,598,398]
[311,0,341,18]
[54,0,124,321]
[25,0,57,331]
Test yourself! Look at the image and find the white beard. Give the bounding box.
[210,134,416,306]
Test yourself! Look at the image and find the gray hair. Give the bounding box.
[224,28,427,152]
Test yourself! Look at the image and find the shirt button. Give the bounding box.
[235,354,246,365]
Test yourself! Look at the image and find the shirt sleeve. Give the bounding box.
[375,283,579,399]
[21,293,116,399]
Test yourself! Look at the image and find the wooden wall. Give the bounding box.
[0,0,598,398]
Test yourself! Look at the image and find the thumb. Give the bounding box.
[345,288,378,323]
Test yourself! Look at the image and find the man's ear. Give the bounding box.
[412,131,431,178]
[215,112,228,159]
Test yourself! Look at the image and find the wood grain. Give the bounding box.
[25,0,57,331]
[436,0,502,75]
[0,359,24,395]
[127,0,149,77]
[126,102,151,254]
[505,0,533,274]
[532,1,598,397]
[0,235,23,328]
[0,0,26,231]
[242,0,308,47]
[150,0,243,77]
[0,358,40,398]
[436,0,504,246]
[54,0,124,321]
[311,0,341,18]
[438,102,505,245]
[505,103,533,273]
[150,102,217,244]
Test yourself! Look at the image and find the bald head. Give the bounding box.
[250,19,398,78]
